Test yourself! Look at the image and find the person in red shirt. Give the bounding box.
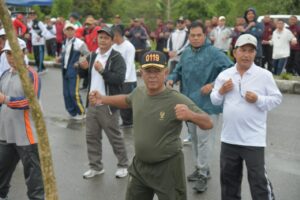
[55,17,65,56]
[286,15,300,75]
[83,16,101,52]
[77,16,101,89]
[261,15,275,72]
[13,14,27,38]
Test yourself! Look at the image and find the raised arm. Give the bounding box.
[175,104,213,130]
[89,91,130,109]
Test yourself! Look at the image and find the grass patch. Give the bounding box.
[27,53,55,61]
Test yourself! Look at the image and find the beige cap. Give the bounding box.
[64,22,76,30]
[85,16,96,25]
[219,16,226,21]
[235,34,257,49]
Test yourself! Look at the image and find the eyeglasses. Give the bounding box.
[238,80,244,98]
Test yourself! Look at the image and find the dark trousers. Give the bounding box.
[254,57,263,68]
[78,68,88,89]
[0,141,44,199]
[169,60,178,75]
[120,82,137,125]
[33,45,45,72]
[45,38,57,57]
[62,74,85,116]
[220,143,275,200]
[262,44,273,72]
[286,50,300,75]
[126,152,186,200]
[56,42,63,56]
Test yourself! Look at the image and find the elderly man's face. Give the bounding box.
[234,44,256,70]
[141,67,168,93]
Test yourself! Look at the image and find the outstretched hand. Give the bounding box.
[89,91,102,106]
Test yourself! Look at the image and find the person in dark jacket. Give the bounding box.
[125,18,148,64]
[241,7,264,67]
[79,27,129,179]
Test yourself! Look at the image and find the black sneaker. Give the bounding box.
[193,175,208,193]
[187,169,200,182]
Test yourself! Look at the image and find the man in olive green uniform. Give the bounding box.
[89,51,213,200]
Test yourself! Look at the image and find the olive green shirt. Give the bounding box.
[126,86,204,163]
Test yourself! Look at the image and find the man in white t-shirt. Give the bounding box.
[264,19,297,75]
[211,34,282,200]
[112,25,137,128]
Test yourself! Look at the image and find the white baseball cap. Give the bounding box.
[2,38,27,51]
[0,28,6,36]
[235,34,257,49]
[64,22,76,31]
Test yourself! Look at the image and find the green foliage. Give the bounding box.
[51,0,73,18]
[39,0,300,27]
[280,73,293,80]
[173,0,212,20]
[32,5,45,19]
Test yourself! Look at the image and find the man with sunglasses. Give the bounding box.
[210,34,282,200]
[89,50,213,200]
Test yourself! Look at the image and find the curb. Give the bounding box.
[30,60,300,95]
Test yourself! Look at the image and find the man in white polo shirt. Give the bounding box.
[112,25,137,128]
[211,34,282,200]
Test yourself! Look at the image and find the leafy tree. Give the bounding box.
[51,0,73,18]
[172,0,212,21]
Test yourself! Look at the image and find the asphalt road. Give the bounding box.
[8,68,300,200]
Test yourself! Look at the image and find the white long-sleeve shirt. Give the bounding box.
[269,28,296,59]
[113,40,137,83]
[167,29,189,61]
[210,64,282,147]
[28,20,47,46]
[210,26,232,52]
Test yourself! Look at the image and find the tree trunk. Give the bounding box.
[0,1,59,199]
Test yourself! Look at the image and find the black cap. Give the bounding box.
[69,12,80,20]
[141,51,167,69]
[97,27,114,39]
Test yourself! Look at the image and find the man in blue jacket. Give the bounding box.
[167,21,233,193]
[57,23,89,120]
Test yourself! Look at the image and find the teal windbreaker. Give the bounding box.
[168,38,234,114]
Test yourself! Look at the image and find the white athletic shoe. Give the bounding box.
[115,168,128,178]
[71,114,86,120]
[83,169,105,179]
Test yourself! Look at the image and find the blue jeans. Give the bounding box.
[273,57,288,75]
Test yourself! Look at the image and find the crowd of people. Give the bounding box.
[0,6,298,200]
